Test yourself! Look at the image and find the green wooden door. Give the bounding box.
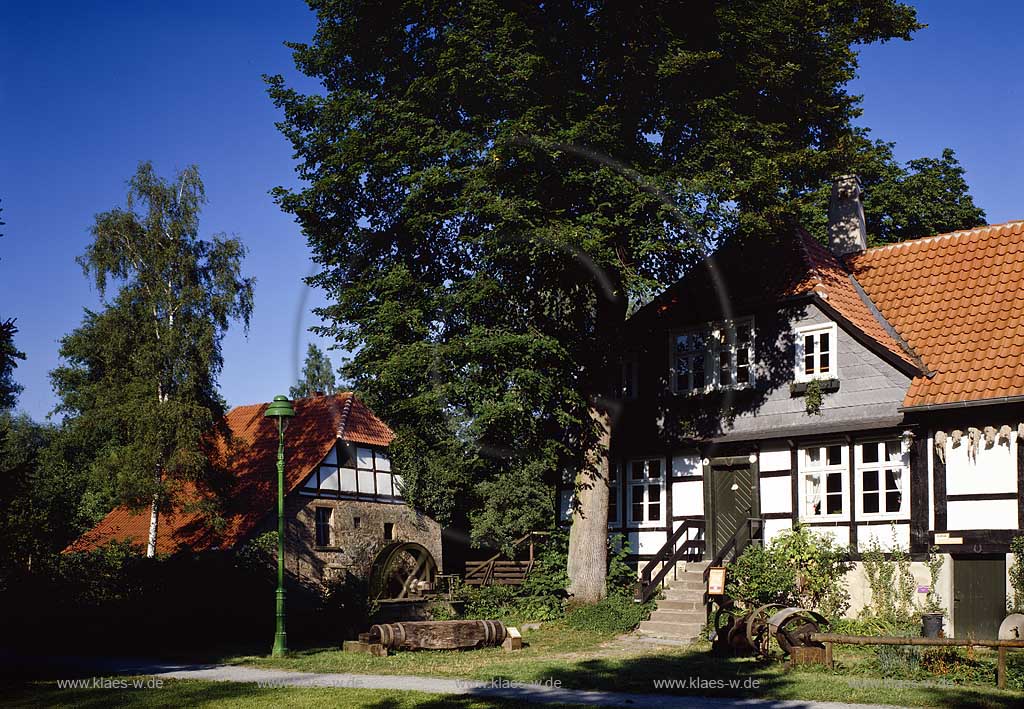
[707,457,756,560]
[952,556,1006,640]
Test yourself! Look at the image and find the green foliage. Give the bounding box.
[290,343,338,399]
[804,379,824,416]
[565,594,651,635]
[799,140,986,245]
[0,318,25,410]
[861,534,917,627]
[923,547,945,615]
[50,162,254,541]
[726,525,852,618]
[1010,536,1024,613]
[268,0,922,552]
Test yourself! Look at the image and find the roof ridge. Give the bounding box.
[864,220,1024,253]
[793,228,830,285]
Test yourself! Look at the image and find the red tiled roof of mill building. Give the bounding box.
[847,220,1024,409]
[64,393,394,555]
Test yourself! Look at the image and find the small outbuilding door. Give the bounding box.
[952,555,1006,640]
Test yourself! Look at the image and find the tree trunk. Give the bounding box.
[146,493,159,558]
[566,404,612,604]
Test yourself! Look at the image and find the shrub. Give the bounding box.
[1010,535,1024,612]
[565,594,651,634]
[726,524,851,617]
[861,532,918,627]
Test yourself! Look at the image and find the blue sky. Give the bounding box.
[1,1,1021,422]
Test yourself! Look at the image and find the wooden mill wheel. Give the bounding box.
[369,542,438,601]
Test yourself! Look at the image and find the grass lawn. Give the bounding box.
[229,623,1024,709]
[2,678,588,708]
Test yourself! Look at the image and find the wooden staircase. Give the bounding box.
[463,532,545,587]
[637,561,710,642]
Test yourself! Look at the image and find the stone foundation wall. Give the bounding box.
[281,495,443,588]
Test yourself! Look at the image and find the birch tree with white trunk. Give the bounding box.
[51,162,254,557]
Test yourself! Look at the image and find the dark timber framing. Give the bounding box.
[910,431,929,553]
[934,435,948,531]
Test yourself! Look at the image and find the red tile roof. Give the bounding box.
[847,221,1024,408]
[65,393,394,554]
[791,230,918,369]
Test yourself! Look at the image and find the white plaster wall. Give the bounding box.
[672,479,704,516]
[843,557,953,623]
[759,447,791,472]
[808,525,850,547]
[759,477,791,514]
[857,523,911,552]
[944,430,1017,496]
[558,489,572,521]
[628,530,667,555]
[947,499,1018,530]
[763,518,793,544]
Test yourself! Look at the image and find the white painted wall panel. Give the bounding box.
[628,530,667,555]
[340,468,357,492]
[947,499,1018,530]
[319,468,339,492]
[672,479,704,516]
[944,431,1017,496]
[857,523,910,552]
[764,518,793,544]
[558,490,572,521]
[673,454,702,477]
[808,525,850,547]
[759,447,791,472]
[759,477,791,514]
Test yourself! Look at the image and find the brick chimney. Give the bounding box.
[827,175,867,257]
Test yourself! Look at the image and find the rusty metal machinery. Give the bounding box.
[712,603,828,657]
[767,607,829,655]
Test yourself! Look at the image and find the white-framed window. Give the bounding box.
[855,440,908,518]
[795,322,838,382]
[799,443,848,519]
[673,317,754,393]
[627,458,664,526]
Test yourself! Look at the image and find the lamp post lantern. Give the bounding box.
[265,394,295,657]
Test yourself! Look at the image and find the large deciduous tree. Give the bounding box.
[269,1,920,602]
[290,342,338,398]
[51,162,254,557]
[0,200,26,411]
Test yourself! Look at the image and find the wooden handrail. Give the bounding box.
[702,512,763,597]
[464,531,549,581]
[634,519,706,603]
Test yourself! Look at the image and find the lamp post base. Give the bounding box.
[272,587,287,656]
[272,632,288,657]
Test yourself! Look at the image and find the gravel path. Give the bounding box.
[53,656,904,709]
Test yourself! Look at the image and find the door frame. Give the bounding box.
[703,453,760,559]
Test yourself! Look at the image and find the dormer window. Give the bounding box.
[795,323,838,382]
[673,317,754,393]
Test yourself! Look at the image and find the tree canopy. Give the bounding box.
[290,342,339,398]
[269,0,922,596]
[51,162,254,555]
[800,138,986,245]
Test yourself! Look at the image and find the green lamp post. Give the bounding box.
[265,394,295,657]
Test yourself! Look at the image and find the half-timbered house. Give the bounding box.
[567,176,1024,640]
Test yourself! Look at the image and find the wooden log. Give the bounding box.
[811,633,1024,649]
[343,640,387,657]
[368,620,506,651]
[998,646,1007,690]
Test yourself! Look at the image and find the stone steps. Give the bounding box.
[636,563,710,644]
